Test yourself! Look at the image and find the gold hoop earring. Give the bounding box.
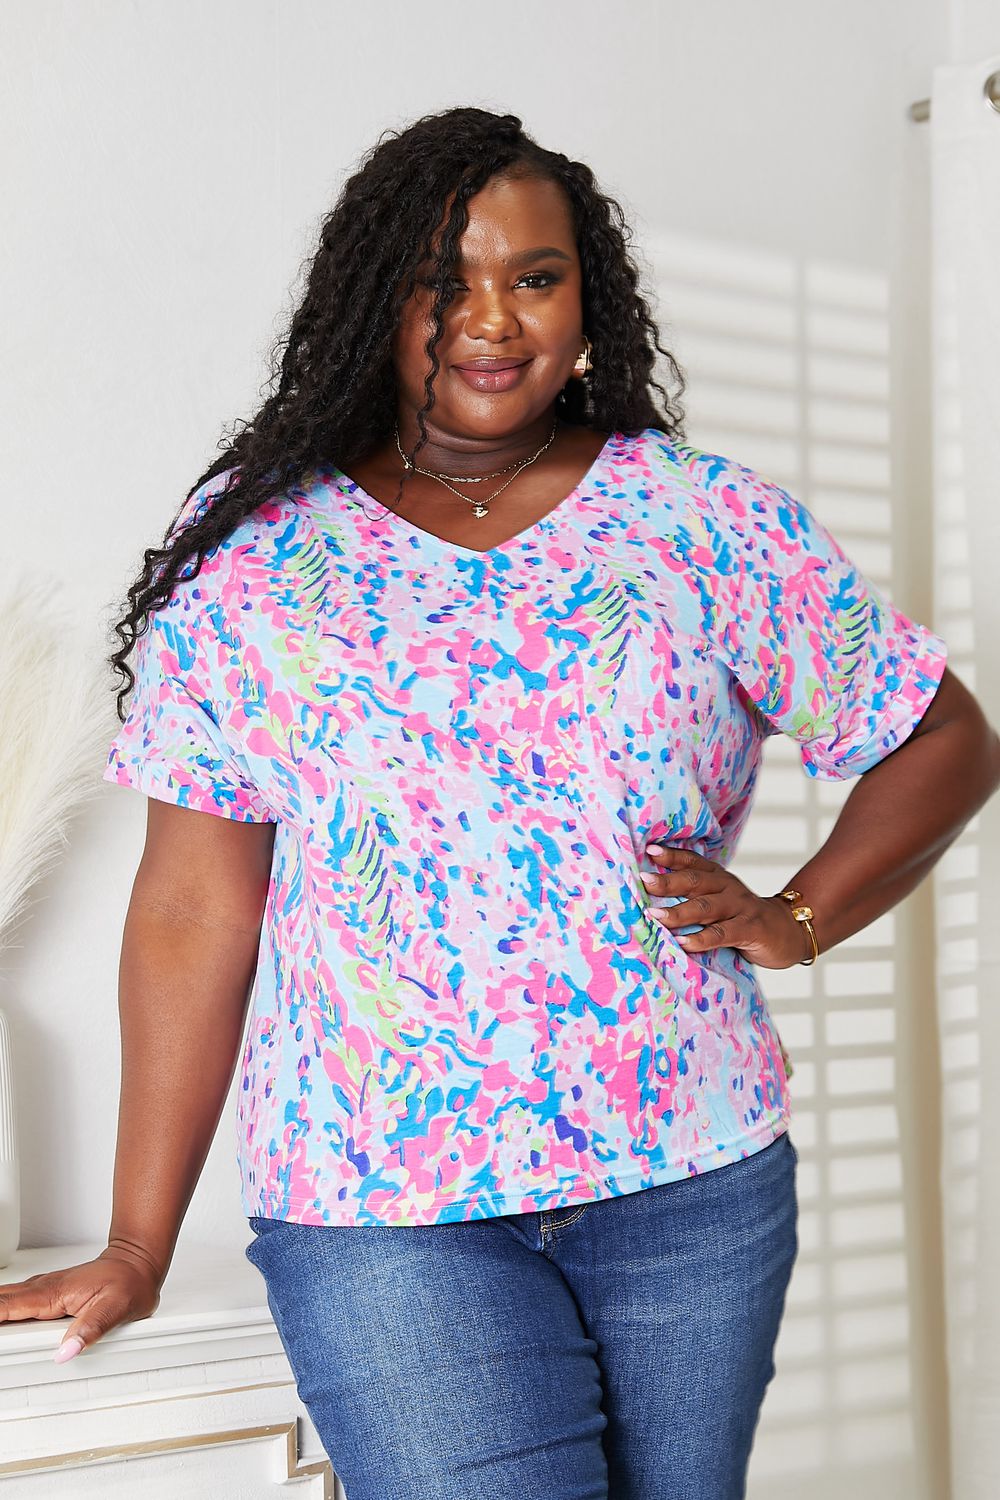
[570,335,592,380]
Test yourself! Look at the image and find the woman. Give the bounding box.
[1,107,997,1500]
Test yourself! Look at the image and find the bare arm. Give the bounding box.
[643,667,1000,965]
[0,799,276,1358]
[780,666,1000,954]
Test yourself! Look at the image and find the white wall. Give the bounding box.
[3,2,971,1497]
[948,0,1000,59]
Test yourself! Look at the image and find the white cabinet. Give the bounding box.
[0,1240,342,1498]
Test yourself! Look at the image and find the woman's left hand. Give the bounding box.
[641,844,812,970]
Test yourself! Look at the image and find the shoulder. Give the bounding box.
[622,429,777,507]
[608,431,850,601]
[164,466,323,596]
[607,427,757,512]
[144,468,330,676]
[625,429,825,551]
[145,468,332,690]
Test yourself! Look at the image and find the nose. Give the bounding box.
[461,282,521,342]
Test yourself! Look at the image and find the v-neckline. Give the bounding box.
[327,429,621,563]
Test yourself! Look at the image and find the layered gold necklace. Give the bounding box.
[393,421,558,519]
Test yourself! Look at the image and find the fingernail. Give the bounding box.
[646,843,665,855]
[640,871,657,886]
[53,1336,84,1365]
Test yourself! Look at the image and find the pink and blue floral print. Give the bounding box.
[103,428,948,1225]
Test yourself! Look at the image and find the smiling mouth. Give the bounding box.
[452,360,532,394]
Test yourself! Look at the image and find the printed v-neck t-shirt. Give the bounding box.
[103,426,948,1226]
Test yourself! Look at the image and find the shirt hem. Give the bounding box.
[241,1108,793,1227]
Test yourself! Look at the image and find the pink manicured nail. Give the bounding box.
[646,844,666,856]
[53,1336,84,1365]
[640,871,657,886]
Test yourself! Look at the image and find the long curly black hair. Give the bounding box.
[108,105,688,720]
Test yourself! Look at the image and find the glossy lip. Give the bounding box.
[453,359,532,393]
[452,357,531,371]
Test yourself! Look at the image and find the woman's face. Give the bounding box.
[391,172,585,442]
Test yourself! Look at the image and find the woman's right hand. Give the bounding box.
[0,1245,165,1363]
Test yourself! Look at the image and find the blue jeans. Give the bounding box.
[245,1130,799,1500]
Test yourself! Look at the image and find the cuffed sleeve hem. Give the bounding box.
[102,758,277,823]
[800,624,949,781]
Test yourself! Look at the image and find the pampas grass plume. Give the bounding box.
[0,570,119,966]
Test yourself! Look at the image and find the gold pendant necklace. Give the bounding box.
[394,421,558,518]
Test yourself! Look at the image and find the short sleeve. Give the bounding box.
[693,460,949,780]
[103,509,277,822]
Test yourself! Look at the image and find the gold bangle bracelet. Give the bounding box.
[777,887,820,966]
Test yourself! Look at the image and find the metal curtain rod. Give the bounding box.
[909,68,1000,122]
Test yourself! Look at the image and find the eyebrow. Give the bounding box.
[454,245,574,270]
